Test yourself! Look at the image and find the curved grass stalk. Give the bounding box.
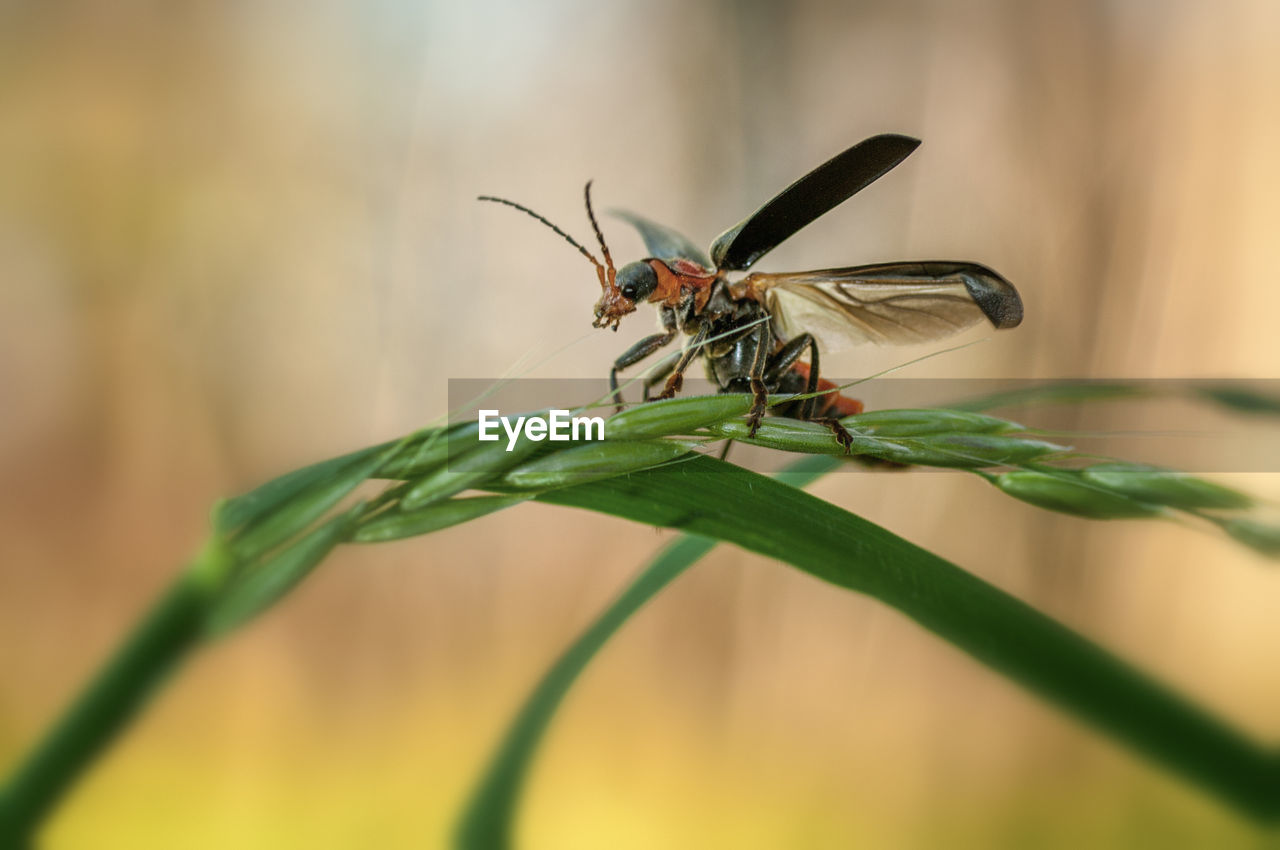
[2,390,1277,848]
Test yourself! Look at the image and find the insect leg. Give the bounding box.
[814,416,855,454]
[790,334,854,453]
[766,333,824,420]
[744,320,774,437]
[610,330,677,411]
[642,358,676,401]
[656,324,711,400]
[763,334,812,384]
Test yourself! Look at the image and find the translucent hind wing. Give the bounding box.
[751,261,1022,352]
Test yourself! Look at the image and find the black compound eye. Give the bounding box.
[616,262,659,302]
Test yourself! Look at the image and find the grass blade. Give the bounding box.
[532,456,1278,822]
[229,442,401,561]
[216,441,394,533]
[453,534,715,850]
[353,495,532,543]
[205,503,366,636]
[948,381,1152,412]
[0,541,233,843]
[1196,385,1280,416]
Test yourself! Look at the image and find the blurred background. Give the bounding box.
[2,1,1278,847]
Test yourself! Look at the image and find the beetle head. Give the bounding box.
[478,181,636,330]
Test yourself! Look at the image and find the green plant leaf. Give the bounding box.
[216,441,394,534]
[454,534,714,850]
[845,408,1024,435]
[1210,516,1280,558]
[524,456,1277,824]
[994,469,1168,519]
[400,424,546,511]
[205,502,366,636]
[1080,463,1254,511]
[947,381,1154,412]
[228,442,403,561]
[353,495,532,543]
[605,393,754,439]
[844,433,1068,468]
[498,440,695,490]
[1196,385,1280,416]
[376,423,479,480]
[0,540,234,841]
[950,379,1280,420]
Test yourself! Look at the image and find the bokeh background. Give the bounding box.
[2,1,1278,847]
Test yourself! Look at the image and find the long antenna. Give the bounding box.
[582,181,616,285]
[477,195,606,278]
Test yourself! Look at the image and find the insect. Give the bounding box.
[480,134,1022,450]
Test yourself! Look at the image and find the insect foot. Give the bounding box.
[816,418,855,454]
[657,372,683,400]
[746,378,769,437]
